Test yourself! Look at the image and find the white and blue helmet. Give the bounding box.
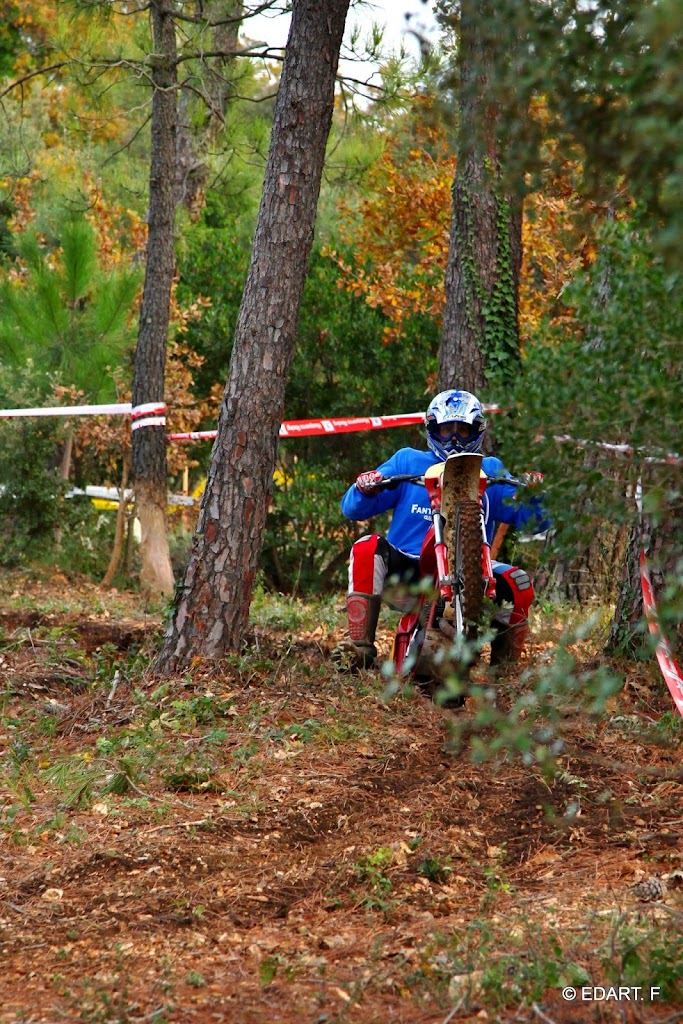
[425,389,487,460]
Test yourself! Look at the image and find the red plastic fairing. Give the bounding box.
[393,611,419,671]
[424,473,442,510]
[418,525,437,579]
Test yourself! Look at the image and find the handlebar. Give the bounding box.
[485,474,543,489]
[375,473,425,489]
[485,475,523,488]
[375,473,541,490]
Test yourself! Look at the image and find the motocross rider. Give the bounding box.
[334,389,549,671]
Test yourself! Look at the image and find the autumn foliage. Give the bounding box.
[328,107,593,346]
[326,119,455,343]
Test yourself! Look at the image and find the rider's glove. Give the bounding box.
[521,471,544,490]
[355,470,384,496]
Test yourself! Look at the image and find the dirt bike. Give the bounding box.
[375,453,516,694]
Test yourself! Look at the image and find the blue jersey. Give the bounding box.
[340,448,436,558]
[341,449,549,558]
[483,479,549,545]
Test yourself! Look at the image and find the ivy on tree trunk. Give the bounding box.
[439,0,522,394]
[156,0,350,672]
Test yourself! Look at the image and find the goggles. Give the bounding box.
[431,419,479,442]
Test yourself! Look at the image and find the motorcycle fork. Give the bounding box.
[432,511,453,602]
[481,511,497,599]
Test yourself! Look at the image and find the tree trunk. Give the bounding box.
[607,473,683,656]
[605,516,643,653]
[439,0,522,394]
[536,453,630,605]
[205,0,244,126]
[55,424,74,546]
[59,426,74,482]
[176,1,244,216]
[156,0,350,672]
[101,452,131,590]
[131,0,177,598]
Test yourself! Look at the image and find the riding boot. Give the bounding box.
[333,592,381,671]
[490,609,529,665]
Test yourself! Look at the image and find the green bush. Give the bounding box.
[0,370,118,576]
[49,499,118,579]
[500,217,682,553]
[262,466,357,594]
[0,417,66,567]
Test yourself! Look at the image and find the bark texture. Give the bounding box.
[439,0,522,393]
[536,454,630,605]
[607,475,683,655]
[157,0,350,671]
[131,0,178,598]
[606,516,643,651]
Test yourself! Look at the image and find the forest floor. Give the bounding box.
[0,568,682,1024]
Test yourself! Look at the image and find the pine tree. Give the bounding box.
[0,215,140,401]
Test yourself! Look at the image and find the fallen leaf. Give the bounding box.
[42,888,64,902]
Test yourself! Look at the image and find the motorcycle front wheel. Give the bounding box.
[451,499,484,641]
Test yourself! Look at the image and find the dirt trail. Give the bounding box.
[0,584,681,1023]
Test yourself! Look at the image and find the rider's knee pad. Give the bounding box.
[492,563,534,623]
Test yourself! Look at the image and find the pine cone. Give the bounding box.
[630,877,665,903]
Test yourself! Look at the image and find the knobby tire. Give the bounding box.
[452,500,484,641]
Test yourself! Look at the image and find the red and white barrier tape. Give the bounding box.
[165,406,502,442]
[0,402,132,419]
[1,402,679,463]
[131,402,166,431]
[167,422,680,463]
[635,481,683,716]
[0,403,489,440]
[166,412,425,442]
[554,434,681,466]
[280,412,422,438]
[68,485,194,507]
[0,401,167,430]
[639,550,683,716]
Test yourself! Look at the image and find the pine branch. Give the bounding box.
[0,61,71,102]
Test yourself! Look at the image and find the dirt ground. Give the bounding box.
[0,573,681,1024]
